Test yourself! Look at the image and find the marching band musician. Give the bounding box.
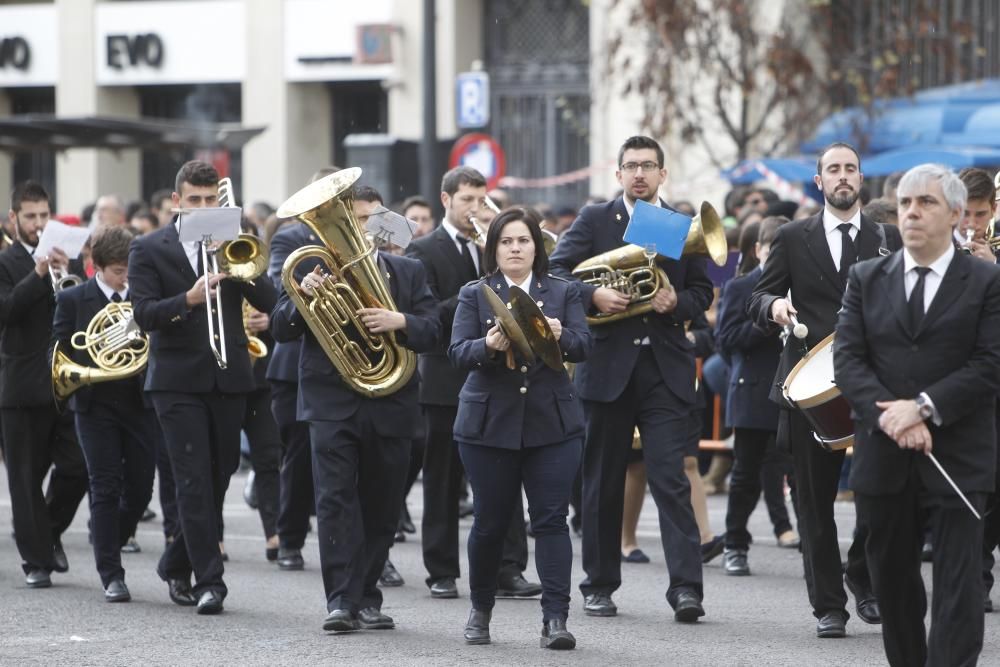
[449,209,591,649]
[51,225,155,602]
[270,184,440,634]
[1,181,88,589]
[747,143,900,638]
[549,135,712,623]
[128,161,276,615]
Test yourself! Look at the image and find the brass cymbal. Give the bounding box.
[509,286,563,371]
[479,284,533,361]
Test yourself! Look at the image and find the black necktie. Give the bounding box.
[111,292,123,303]
[838,223,857,282]
[908,266,931,330]
[457,236,479,279]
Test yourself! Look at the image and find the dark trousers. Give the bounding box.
[151,391,245,598]
[310,414,410,613]
[580,348,703,607]
[460,439,581,621]
[725,427,794,549]
[271,380,313,550]
[244,387,282,539]
[421,404,528,586]
[983,491,1000,594]
[858,483,985,667]
[153,426,178,539]
[2,405,88,573]
[75,404,156,587]
[786,409,869,618]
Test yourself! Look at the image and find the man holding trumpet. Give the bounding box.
[128,161,276,615]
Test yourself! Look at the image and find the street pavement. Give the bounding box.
[1,467,997,666]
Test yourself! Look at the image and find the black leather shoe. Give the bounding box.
[168,578,197,606]
[196,590,224,615]
[120,537,141,554]
[379,559,404,587]
[394,530,406,543]
[265,547,278,562]
[540,619,576,650]
[723,548,750,576]
[496,573,542,598]
[243,470,258,509]
[673,591,705,623]
[277,548,304,571]
[583,593,617,617]
[463,609,491,645]
[399,510,416,534]
[104,579,131,603]
[358,607,395,629]
[700,536,724,564]
[52,541,69,573]
[429,577,458,599]
[816,610,848,638]
[25,568,51,589]
[140,507,157,522]
[844,575,881,624]
[323,609,360,633]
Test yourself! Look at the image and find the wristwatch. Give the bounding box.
[915,394,933,420]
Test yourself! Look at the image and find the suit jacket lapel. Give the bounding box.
[857,215,884,261]
[163,224,197,283]
[11,242,34,273]
[803,215,843,290]
[918,251,970,336]
[529,274,549,307]
[879,252,912,336]
[433,225,462,263]
[84,278,107,308]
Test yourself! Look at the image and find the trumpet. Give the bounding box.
[961,220,1000,255]
[242,300,268,361]
[49,265,82,293]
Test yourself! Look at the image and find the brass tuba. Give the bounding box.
[51,301,148,401]
[572,201,728,325]
[277,167,416,398]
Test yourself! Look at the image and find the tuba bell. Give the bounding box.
[572,201,728,325]
[277,167,416,398]
[51,301,148,401]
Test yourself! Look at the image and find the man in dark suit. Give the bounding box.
[835,163,1000,667]
[748,142,900,637]
[128,161,276,614]
[549,135,713,622]
[405,166,539,600]
[0,181,88,588]
[270,179,440,630]
[51,225,155,602]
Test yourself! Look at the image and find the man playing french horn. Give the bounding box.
[128,160,276,615]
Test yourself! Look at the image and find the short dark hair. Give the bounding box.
[862,198,898,226]
[401,195,431,215]
[11,181,49,213]
[91,225,135,268]
[882,171,903,197]
[441,166,487,197]
[816,142,861,175]
[617,135,664,169]
[958,167,996,203]
[150,188,172,210]
[482,207,549,278]
[736,221,761,276]
[174,160,219,194]
[354,185,384,205]
[758,215,789,247]
[129,208,159,229]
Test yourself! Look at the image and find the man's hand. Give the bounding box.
[246,310,269,333]
[545,317,562,341]
[33,254,51,278]
[298,265,330,297]
[357,307,405,333]
[185,272,226,308]
[35,246,69,278]
[895,421,933,454]
[964,239,996,264]
[650,284,677,313]
[770,298,797,327]
[593,287,630,314]
[876,399,924,440]
[485,323,511,352]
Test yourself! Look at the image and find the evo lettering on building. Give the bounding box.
[106,33,164,70]
[0,36,30,71]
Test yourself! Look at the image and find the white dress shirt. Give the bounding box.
[823,207,861,272]
[623,195,661,219]
[442,220,480,275]
[902,243,954,314]
[174,220,201,275]
[95,272,128,302]
[503,271,534,293]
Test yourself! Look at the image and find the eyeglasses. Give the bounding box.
[620,161,661,174]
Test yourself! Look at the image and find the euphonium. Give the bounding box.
[277,167,416,398]
[242,300,268,360]
[51,301,148,401]
[572,201,728,325]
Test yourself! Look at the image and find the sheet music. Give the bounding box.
[177,207,242,243]
[35,220,91,259]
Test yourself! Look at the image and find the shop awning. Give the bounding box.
[0,115,266,152]
[859,145,1000,176]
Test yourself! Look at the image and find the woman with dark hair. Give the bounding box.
[449,208,592,650]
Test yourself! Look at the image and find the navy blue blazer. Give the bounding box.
[51,278,147,414]
[716,266,781,431]
[128,222,277,394]
[264,222,315,385]
[548,197,714,405]
[448,273,592,450]
[270,250,440,437]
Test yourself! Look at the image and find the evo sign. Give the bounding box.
[0,5,57,87]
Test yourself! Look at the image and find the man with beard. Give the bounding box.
[550,135,712,622]
[748,143,901,638]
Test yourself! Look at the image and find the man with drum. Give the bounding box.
[748,142,901,638]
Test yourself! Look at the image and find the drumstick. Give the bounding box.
[789,315,808,340]
[928,452,981,520]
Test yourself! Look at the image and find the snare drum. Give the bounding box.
[781,333,854,451]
